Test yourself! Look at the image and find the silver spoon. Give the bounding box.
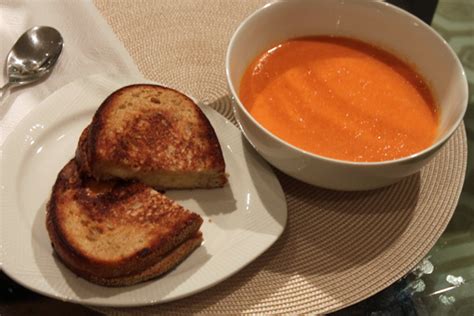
[0,26,64,101]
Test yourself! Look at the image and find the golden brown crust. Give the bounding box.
[75,126,91,175]
[46,159,203,281]
[86,84,227,188]
[49,227,203,287]
[83,234,202,287]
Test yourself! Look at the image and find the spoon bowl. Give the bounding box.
[1,26,63,100]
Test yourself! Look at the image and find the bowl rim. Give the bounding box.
[225,0,469,167]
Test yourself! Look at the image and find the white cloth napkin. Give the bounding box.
[0,0,141,145]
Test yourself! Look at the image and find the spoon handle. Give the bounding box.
[0,82,12,103]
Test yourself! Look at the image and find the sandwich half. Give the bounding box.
[79,84,227,189]
[46,159,203,287]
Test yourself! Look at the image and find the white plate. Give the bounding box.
[0,73,287,307]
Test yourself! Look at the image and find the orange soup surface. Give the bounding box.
[239,36,438,162]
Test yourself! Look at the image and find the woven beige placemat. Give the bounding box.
[92,0,467,314]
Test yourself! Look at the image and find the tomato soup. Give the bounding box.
[239,36,438,162]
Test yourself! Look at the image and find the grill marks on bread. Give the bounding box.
[85,85,227,188]
[112,110,208,171]
[46,160,203,285]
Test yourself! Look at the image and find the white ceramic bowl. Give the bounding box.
[226,0,468,191]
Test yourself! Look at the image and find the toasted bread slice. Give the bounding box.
[46,159,203,286]
[81,84,227,189]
